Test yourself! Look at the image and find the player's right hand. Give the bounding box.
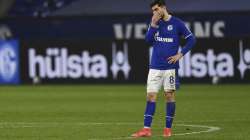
[151,12,162,27]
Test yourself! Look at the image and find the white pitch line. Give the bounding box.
[87,123,220,140]
[0,122,221,140]
[0,117,249,126]
[174,124,220,136]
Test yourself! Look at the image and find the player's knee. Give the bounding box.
[164,91,175,102]
[147,93,157,102]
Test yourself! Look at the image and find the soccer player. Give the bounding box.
[131,0,196,138]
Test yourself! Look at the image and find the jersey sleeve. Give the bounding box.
[178,20,192,39]
[178,19,196,55]
[145,24,158,45]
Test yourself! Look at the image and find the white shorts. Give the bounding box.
[147,69,177,93]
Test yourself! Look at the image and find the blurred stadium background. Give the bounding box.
[0,0,250,140]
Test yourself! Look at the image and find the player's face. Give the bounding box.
[151,4,165,18]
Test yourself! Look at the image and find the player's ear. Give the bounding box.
[162,6,167,11]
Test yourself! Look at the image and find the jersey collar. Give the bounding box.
[163,15,172,22]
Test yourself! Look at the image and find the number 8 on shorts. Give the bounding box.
[163,69,176,91]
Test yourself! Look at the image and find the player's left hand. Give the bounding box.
[167,53,183,64]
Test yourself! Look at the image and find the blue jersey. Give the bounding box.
[146,16,196,70]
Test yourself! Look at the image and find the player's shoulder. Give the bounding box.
[171,16,185,24]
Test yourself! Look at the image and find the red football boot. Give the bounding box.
[163,128,172,138]
[131,128,152,138]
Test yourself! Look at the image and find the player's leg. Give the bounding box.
[144,92,157,128]
[131,69,163,138]
[163,91,175,137]
[163,69,177,137]
[144,69,163,129]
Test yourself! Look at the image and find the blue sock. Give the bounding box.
[144,101,156,128]
[166,102,176,128]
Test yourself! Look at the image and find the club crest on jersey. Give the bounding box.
[167,25,173,31]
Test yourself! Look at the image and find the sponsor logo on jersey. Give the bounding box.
[155,37,174,43]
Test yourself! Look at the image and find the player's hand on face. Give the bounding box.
[167,53,183,64]
[151,12,162,27]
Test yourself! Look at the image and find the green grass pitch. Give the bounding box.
[0,84,250,140]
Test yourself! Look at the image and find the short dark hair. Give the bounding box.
[150,0,166,7]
